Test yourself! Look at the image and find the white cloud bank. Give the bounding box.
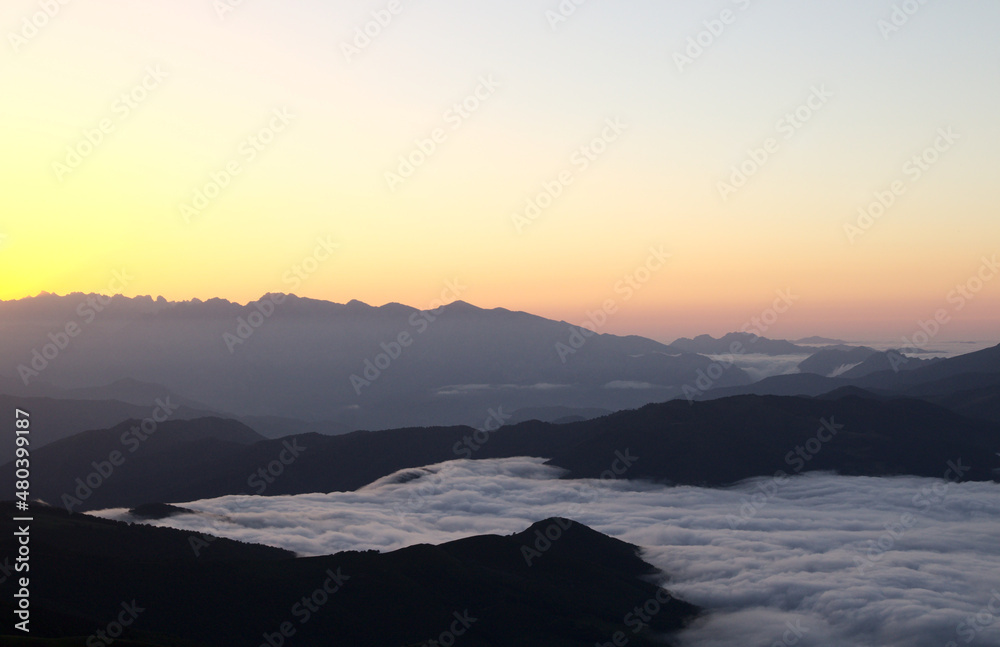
[92,458,1000,647]
[706,353,805,381]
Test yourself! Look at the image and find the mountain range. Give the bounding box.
[11,384,997,512]
[697,341,1000,422]
[1,294,998,646]
[0,293,754,431]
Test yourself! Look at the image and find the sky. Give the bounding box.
[1,0,998,342]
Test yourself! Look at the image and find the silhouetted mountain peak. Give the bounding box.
[669,332,808,356]
[512,517,651,574]
[440,299,483,313]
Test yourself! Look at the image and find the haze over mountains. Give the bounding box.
[13,390,999,513]
[0,391,221,464]
[2,293,998,449]
[7,1,999,643]
[7,293,987,435]
[5,331,999,514]
[697,341,1000,422]
[1,293,758,431]
[2,293,998,646]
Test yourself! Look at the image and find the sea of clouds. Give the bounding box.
[92,457,1000,647]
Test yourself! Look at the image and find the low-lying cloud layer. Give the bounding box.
[706,353,805,381]
[92,458,1000,647]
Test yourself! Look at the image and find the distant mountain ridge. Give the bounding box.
[796,348,941,378]
[0,392,222,464]
[702,343,1000,399]
[695,343,1000,424]
[794,336,846,345]
[10,389,997,512]
[0,293,753,430]
[841,350,940,378]
[669,332,808,355]
[797,346,879,376]
[3,292,992,435]
[668,331,866,356]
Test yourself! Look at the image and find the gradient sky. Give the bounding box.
[1,0,998,342]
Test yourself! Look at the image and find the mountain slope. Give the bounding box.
[0,504,698,646]
[0,394,221,463]
[697,343,1000,405]
[840,350,940,378]
[545,394,999,485]
[8,417,264,510]
[855,342,1000,389]
[797,346,878,376]
[10,393,998,512]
